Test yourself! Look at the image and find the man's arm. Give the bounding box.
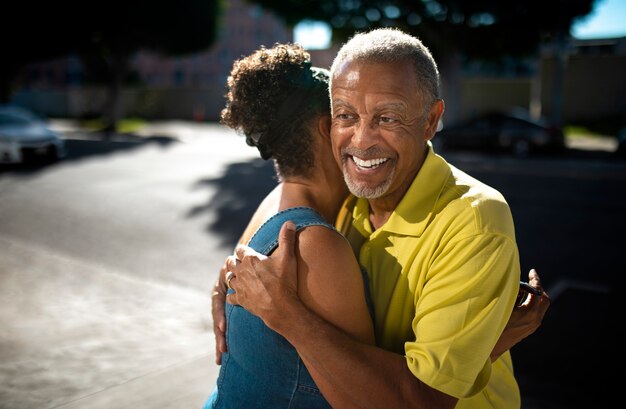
[227,222,457,409]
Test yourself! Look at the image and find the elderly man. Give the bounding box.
[218,28,549,408]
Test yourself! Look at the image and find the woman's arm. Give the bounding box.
[227,222,458,409]
[294,226,376,407]
[295,226,375,344]
[490,269,550,361]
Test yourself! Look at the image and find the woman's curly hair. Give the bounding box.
[220,43,330,179]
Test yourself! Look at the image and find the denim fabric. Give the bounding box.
[206,207,373,409]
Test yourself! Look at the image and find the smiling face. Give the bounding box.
[330,59,443,209]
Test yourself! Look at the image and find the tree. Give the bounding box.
[245,0,597,123]
[2,0,223,134]
[247,0,595,59]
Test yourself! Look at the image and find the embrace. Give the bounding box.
[206,28,550,409]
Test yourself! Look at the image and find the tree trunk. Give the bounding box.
[102,53,130,139]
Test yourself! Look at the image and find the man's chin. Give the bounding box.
[344,176,390,199]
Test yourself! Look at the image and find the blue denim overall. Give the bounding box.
[205,207,373,409]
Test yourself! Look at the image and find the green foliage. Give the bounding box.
[246,0,597,60]
[1,1,224,100]
[73,1,222,58]
[81,117,148,134]
[566,115,626,137]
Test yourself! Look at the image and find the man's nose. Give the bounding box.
[352,120,379,150]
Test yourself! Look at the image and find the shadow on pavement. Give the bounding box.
[188,158,277,248]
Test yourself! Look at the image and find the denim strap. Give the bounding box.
[247,207,336,255]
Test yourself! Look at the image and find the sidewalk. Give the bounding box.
[55,356,216,409]
[0,236,220,409]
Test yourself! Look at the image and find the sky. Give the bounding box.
[295,0,626,49]
[571,0,626,39]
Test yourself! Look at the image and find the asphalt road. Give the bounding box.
[1,121,623,409]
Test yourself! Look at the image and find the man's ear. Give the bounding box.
[425,99,445,141]
[318,114,332,141]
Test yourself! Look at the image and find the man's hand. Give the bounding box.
[226,221,300,331]
[491,269,551,361]
[212,261,229,365]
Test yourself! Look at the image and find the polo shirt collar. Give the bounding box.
[352,143,451,238]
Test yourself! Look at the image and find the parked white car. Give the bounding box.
[0,105,66,164]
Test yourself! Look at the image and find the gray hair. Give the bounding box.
[330,28,441,111]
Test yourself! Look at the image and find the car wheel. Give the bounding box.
[44,145,60,163]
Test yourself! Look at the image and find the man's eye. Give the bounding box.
[336,113,354,120]
[380,116,396,124]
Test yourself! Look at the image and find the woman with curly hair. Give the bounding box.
[205,43,376,409]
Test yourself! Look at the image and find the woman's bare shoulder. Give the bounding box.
[297,224,350,249]
[295,225,360,273]
[294,225,375,345]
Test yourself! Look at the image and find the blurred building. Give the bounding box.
[13,0,293,121]
[454,36,626,129]
[544,36,626,126]
[10,4,626,129]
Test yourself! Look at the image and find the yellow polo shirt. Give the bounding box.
[336,144,521,408]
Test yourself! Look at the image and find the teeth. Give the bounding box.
[353,156,389,168]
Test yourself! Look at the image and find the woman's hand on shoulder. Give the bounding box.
[491,269,550,361]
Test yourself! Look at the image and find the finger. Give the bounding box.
[528,268,541,288]
[216,328,227,352]
[212,276,227,321]
[538,288,551,306]
[524,285,551,311]
[212,298,227,333]
[225,270,235,290]
[225,255,238,272]
[275,220,297,260]
[211,279,228,364]
[234,244,261,263]
[226,292,239,306]
[215,327,227,365]
[213,293,227,332]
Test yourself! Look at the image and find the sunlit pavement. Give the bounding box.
[0,121,261,409]
[0,238,216,409]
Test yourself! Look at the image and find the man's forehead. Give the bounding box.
[335,59,361,83]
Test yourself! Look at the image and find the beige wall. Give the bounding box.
[460,78,532,120]
[13,53,626,127]
[557,55,626,121]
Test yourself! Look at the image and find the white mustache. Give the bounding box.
[341,146,393,159]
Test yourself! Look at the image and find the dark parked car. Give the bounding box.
[434,111,565,157]
[0,105,66,164]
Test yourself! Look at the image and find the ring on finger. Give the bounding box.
[225,271,235,289]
